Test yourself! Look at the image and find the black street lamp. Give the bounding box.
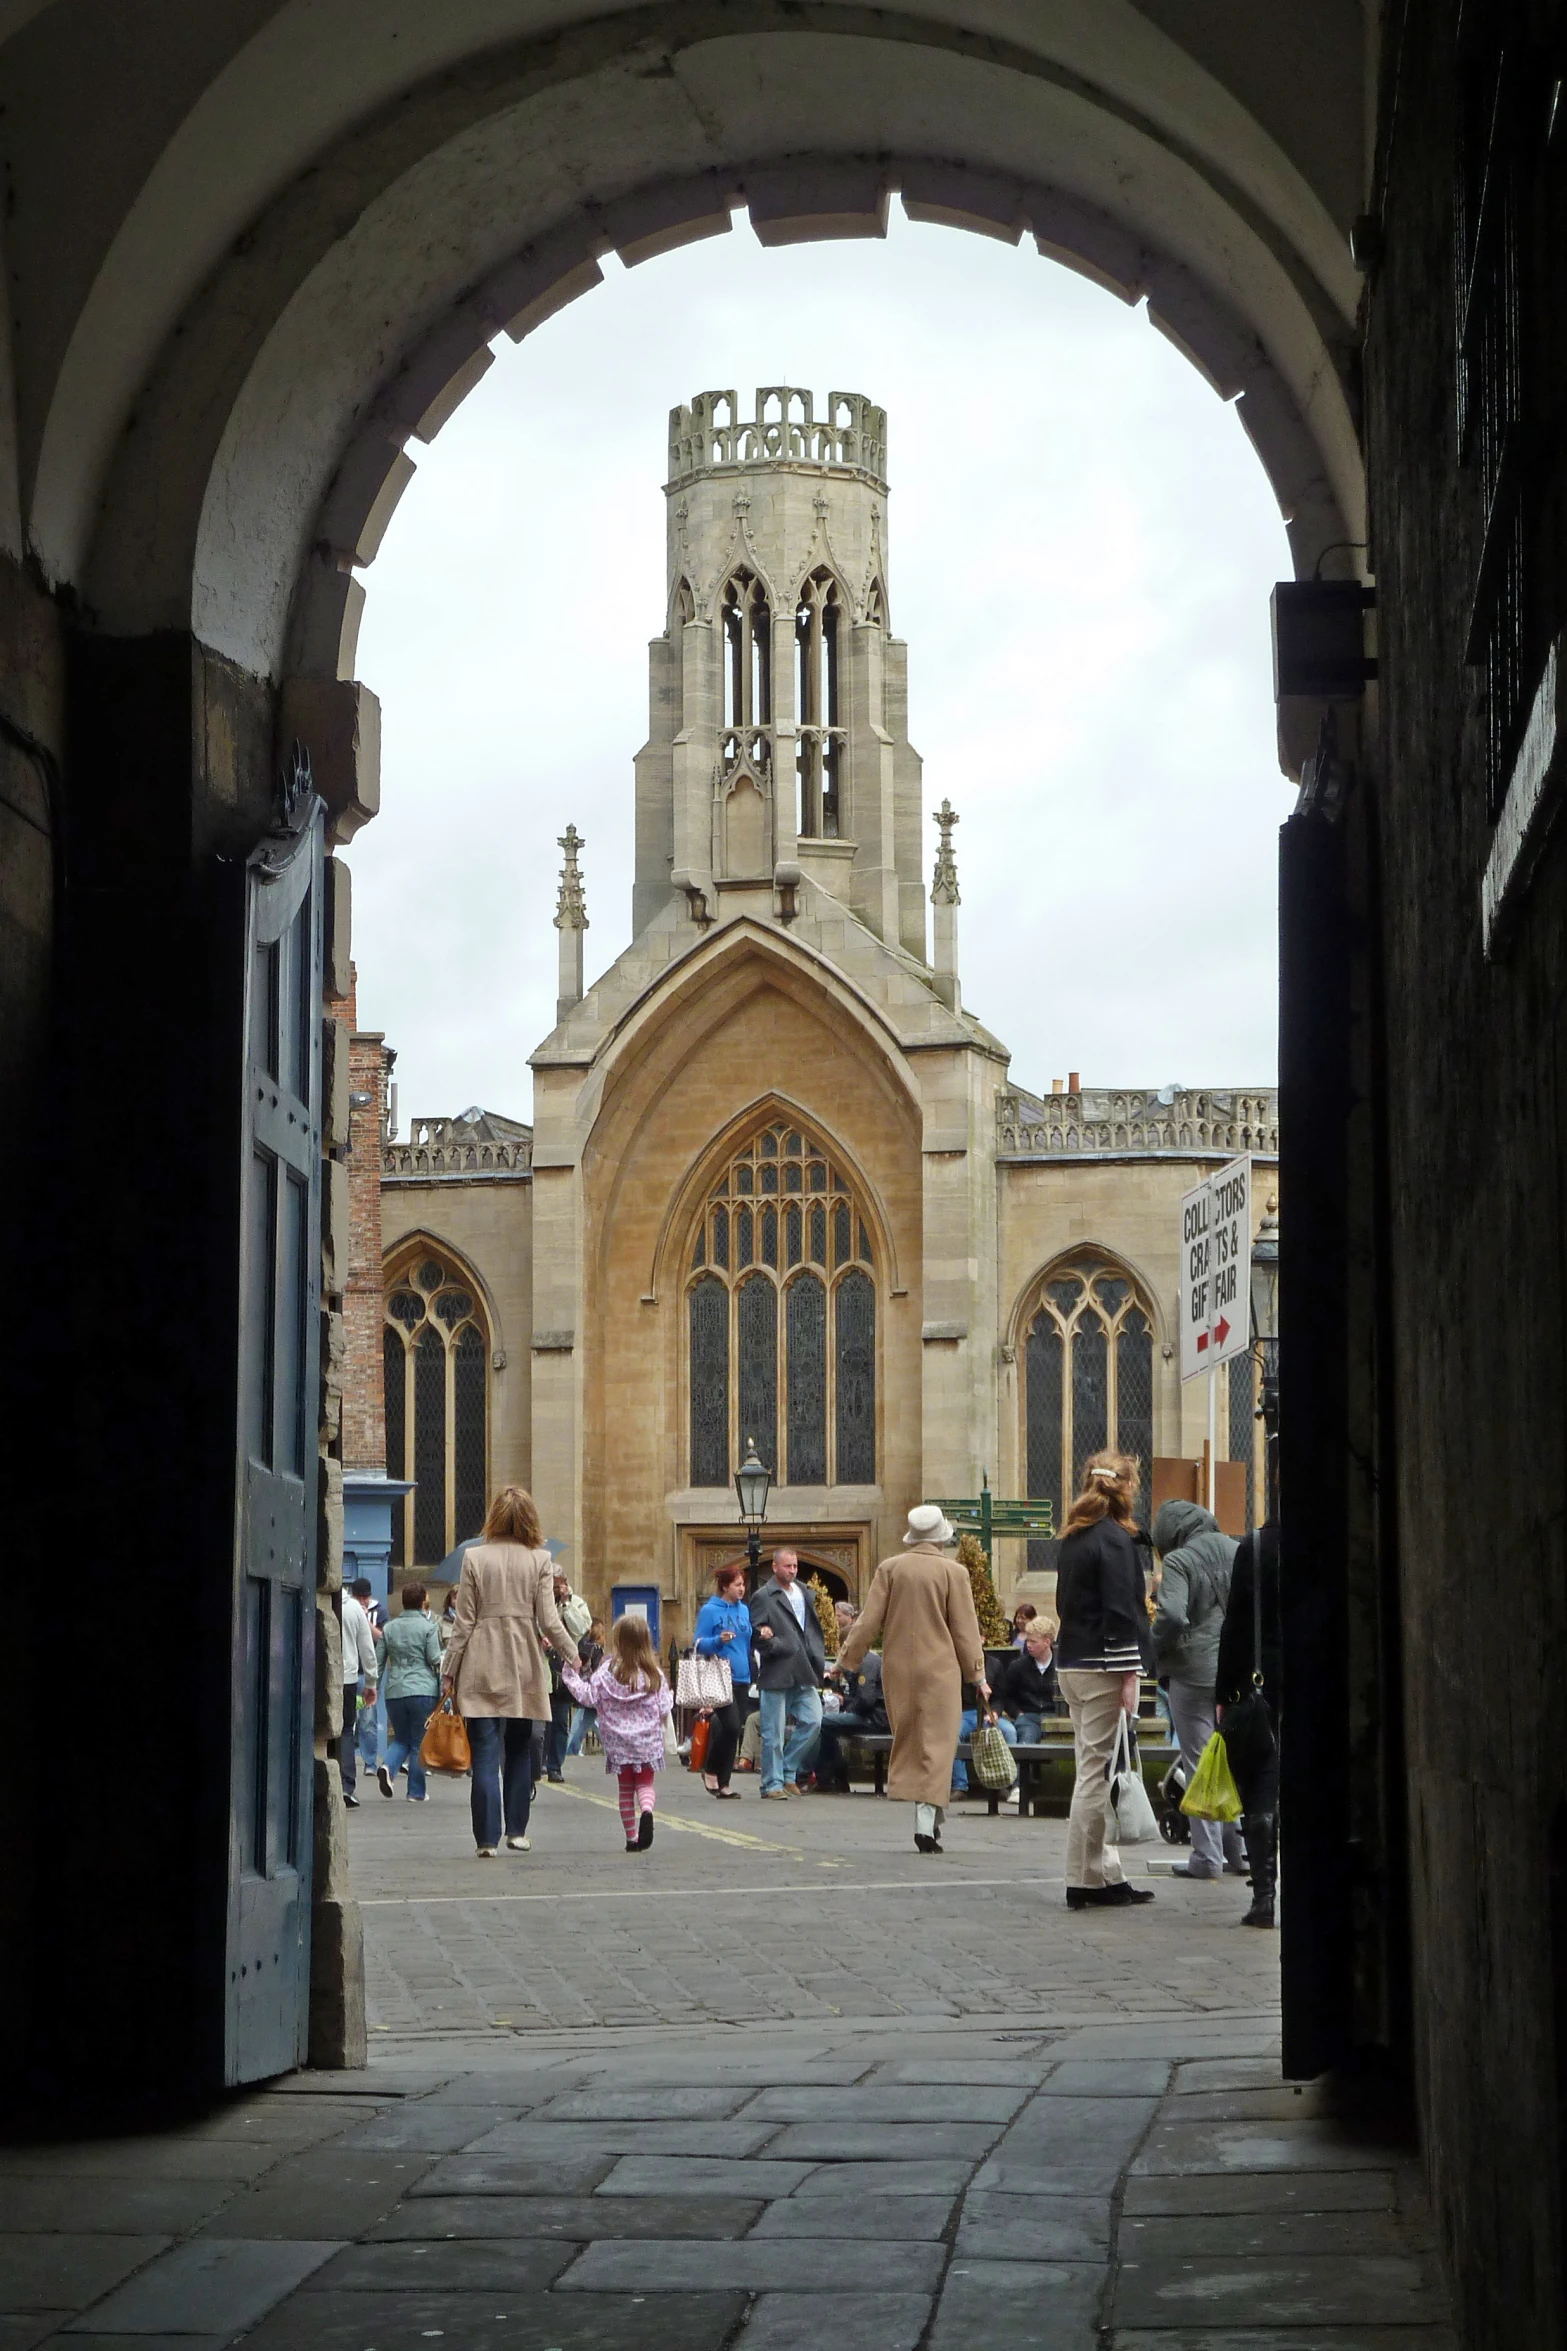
[735,1436,772,1579]
[1250,1201,1281,1522]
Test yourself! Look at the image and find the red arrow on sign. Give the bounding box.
[1196,1329,1209,1352]
[1213,1314,1231,1347]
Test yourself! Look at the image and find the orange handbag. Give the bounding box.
[419,1697,472,1774]
[688,1714,712,1771]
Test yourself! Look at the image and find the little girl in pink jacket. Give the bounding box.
[562,1613,673,1851]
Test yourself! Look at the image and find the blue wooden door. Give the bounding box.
[229,793,323,2082]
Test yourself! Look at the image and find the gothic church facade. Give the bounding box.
[369,389,1276,1636]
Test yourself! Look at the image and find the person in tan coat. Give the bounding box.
[837,1504,991,1854]
[441,1484,578,1858]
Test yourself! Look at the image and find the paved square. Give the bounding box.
[0,1761,1455,2347]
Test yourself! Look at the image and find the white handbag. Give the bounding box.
[675,1653,733,1711]
[1108,1710,1159,1844]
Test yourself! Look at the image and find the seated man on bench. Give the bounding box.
[814,1648,890,1791]
[952,1616,1060,1794]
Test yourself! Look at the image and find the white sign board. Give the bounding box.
[1179,1156,1252,1383]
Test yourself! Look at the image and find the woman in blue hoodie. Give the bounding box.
[692,1560,754,1797]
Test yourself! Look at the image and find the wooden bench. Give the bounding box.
[824,1727,1175,1814]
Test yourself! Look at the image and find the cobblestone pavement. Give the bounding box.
[0,1764,1458,2347]
[356,1757,1283,2039]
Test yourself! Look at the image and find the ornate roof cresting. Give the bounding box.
[931,798,961,906]
[555,824,588,931]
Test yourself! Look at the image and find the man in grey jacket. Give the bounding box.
[748,1549,826,1797]
[1151,1499,1246,1881]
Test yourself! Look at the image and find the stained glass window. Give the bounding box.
[686,1123,877,1488]
[737,1274,777,1474]
[1024,1256,1159,1529]
[786,1274,827,1483]
[689,1274,728,1486]
[835,1269,876,1482]
[383,1247,490,1566]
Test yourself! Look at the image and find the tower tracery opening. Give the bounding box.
[721,571,772,777]
[795,570,844,839]
[687,1121,876,1490]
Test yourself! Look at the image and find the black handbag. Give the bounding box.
[1221,1536,1276,1783]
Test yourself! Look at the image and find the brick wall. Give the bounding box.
[328,964,394,1474]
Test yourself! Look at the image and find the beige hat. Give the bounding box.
[904,1503,957,1547]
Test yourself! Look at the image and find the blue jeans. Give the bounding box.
[466,1715,537,1849]
[565,1706,595,1755]
[384,1691,438,1801]
[759,1684,823,1791]
[952,1707,1017,1792]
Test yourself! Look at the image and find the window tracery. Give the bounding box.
[1023,1256,1155,1528]
[687,1122,876,1488]
[383,1247,490,1566]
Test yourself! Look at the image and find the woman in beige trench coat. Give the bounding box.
[837,1504,990,1853]
[441,1485,577,1858]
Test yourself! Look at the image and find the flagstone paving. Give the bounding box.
[0,1763,1456,2346]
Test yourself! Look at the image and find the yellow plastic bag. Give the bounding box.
[1181,1730,1244,1822]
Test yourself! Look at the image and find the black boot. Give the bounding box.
[1241,1812,1277,1927]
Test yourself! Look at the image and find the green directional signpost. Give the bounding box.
[933,1472,1053,1566]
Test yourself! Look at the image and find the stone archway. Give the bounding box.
[7,0,1375,2107]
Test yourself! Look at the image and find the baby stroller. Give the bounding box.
[1157,1754,1191,1845]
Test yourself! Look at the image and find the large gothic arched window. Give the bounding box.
[1024,1256,1155,1529]
[688,1123,877,1489]
[384,1249,489,1568]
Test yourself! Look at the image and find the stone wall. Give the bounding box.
[1367,3,1567,2338]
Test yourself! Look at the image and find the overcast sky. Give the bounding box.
[347,208,1292,1130]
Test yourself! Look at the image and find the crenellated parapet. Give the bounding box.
[668,387,888,488]
[998,1087,1280,1160]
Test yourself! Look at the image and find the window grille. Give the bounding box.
[786,1273,827,1483]
[383,1325,406,1569]
[686,1121,877,1487]
[453,1325,488,1545]
[835,1268,876,1483]
[1023,1255,1159,1528]
[382,1246,490,1565]
[1117,1308,1155,1526]
[689,1274,729,1487]
[1228,1349,1258,1529]
[413,1325,446,1567]
[738,1273,778,1472]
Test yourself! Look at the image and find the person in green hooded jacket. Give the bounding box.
[1151,1498,1247,1883]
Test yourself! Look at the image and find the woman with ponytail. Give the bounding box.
[1055,1452,1156,1911]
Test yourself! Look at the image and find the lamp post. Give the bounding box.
[735,1435,772,1582]
[1250,1201,1281,1523]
